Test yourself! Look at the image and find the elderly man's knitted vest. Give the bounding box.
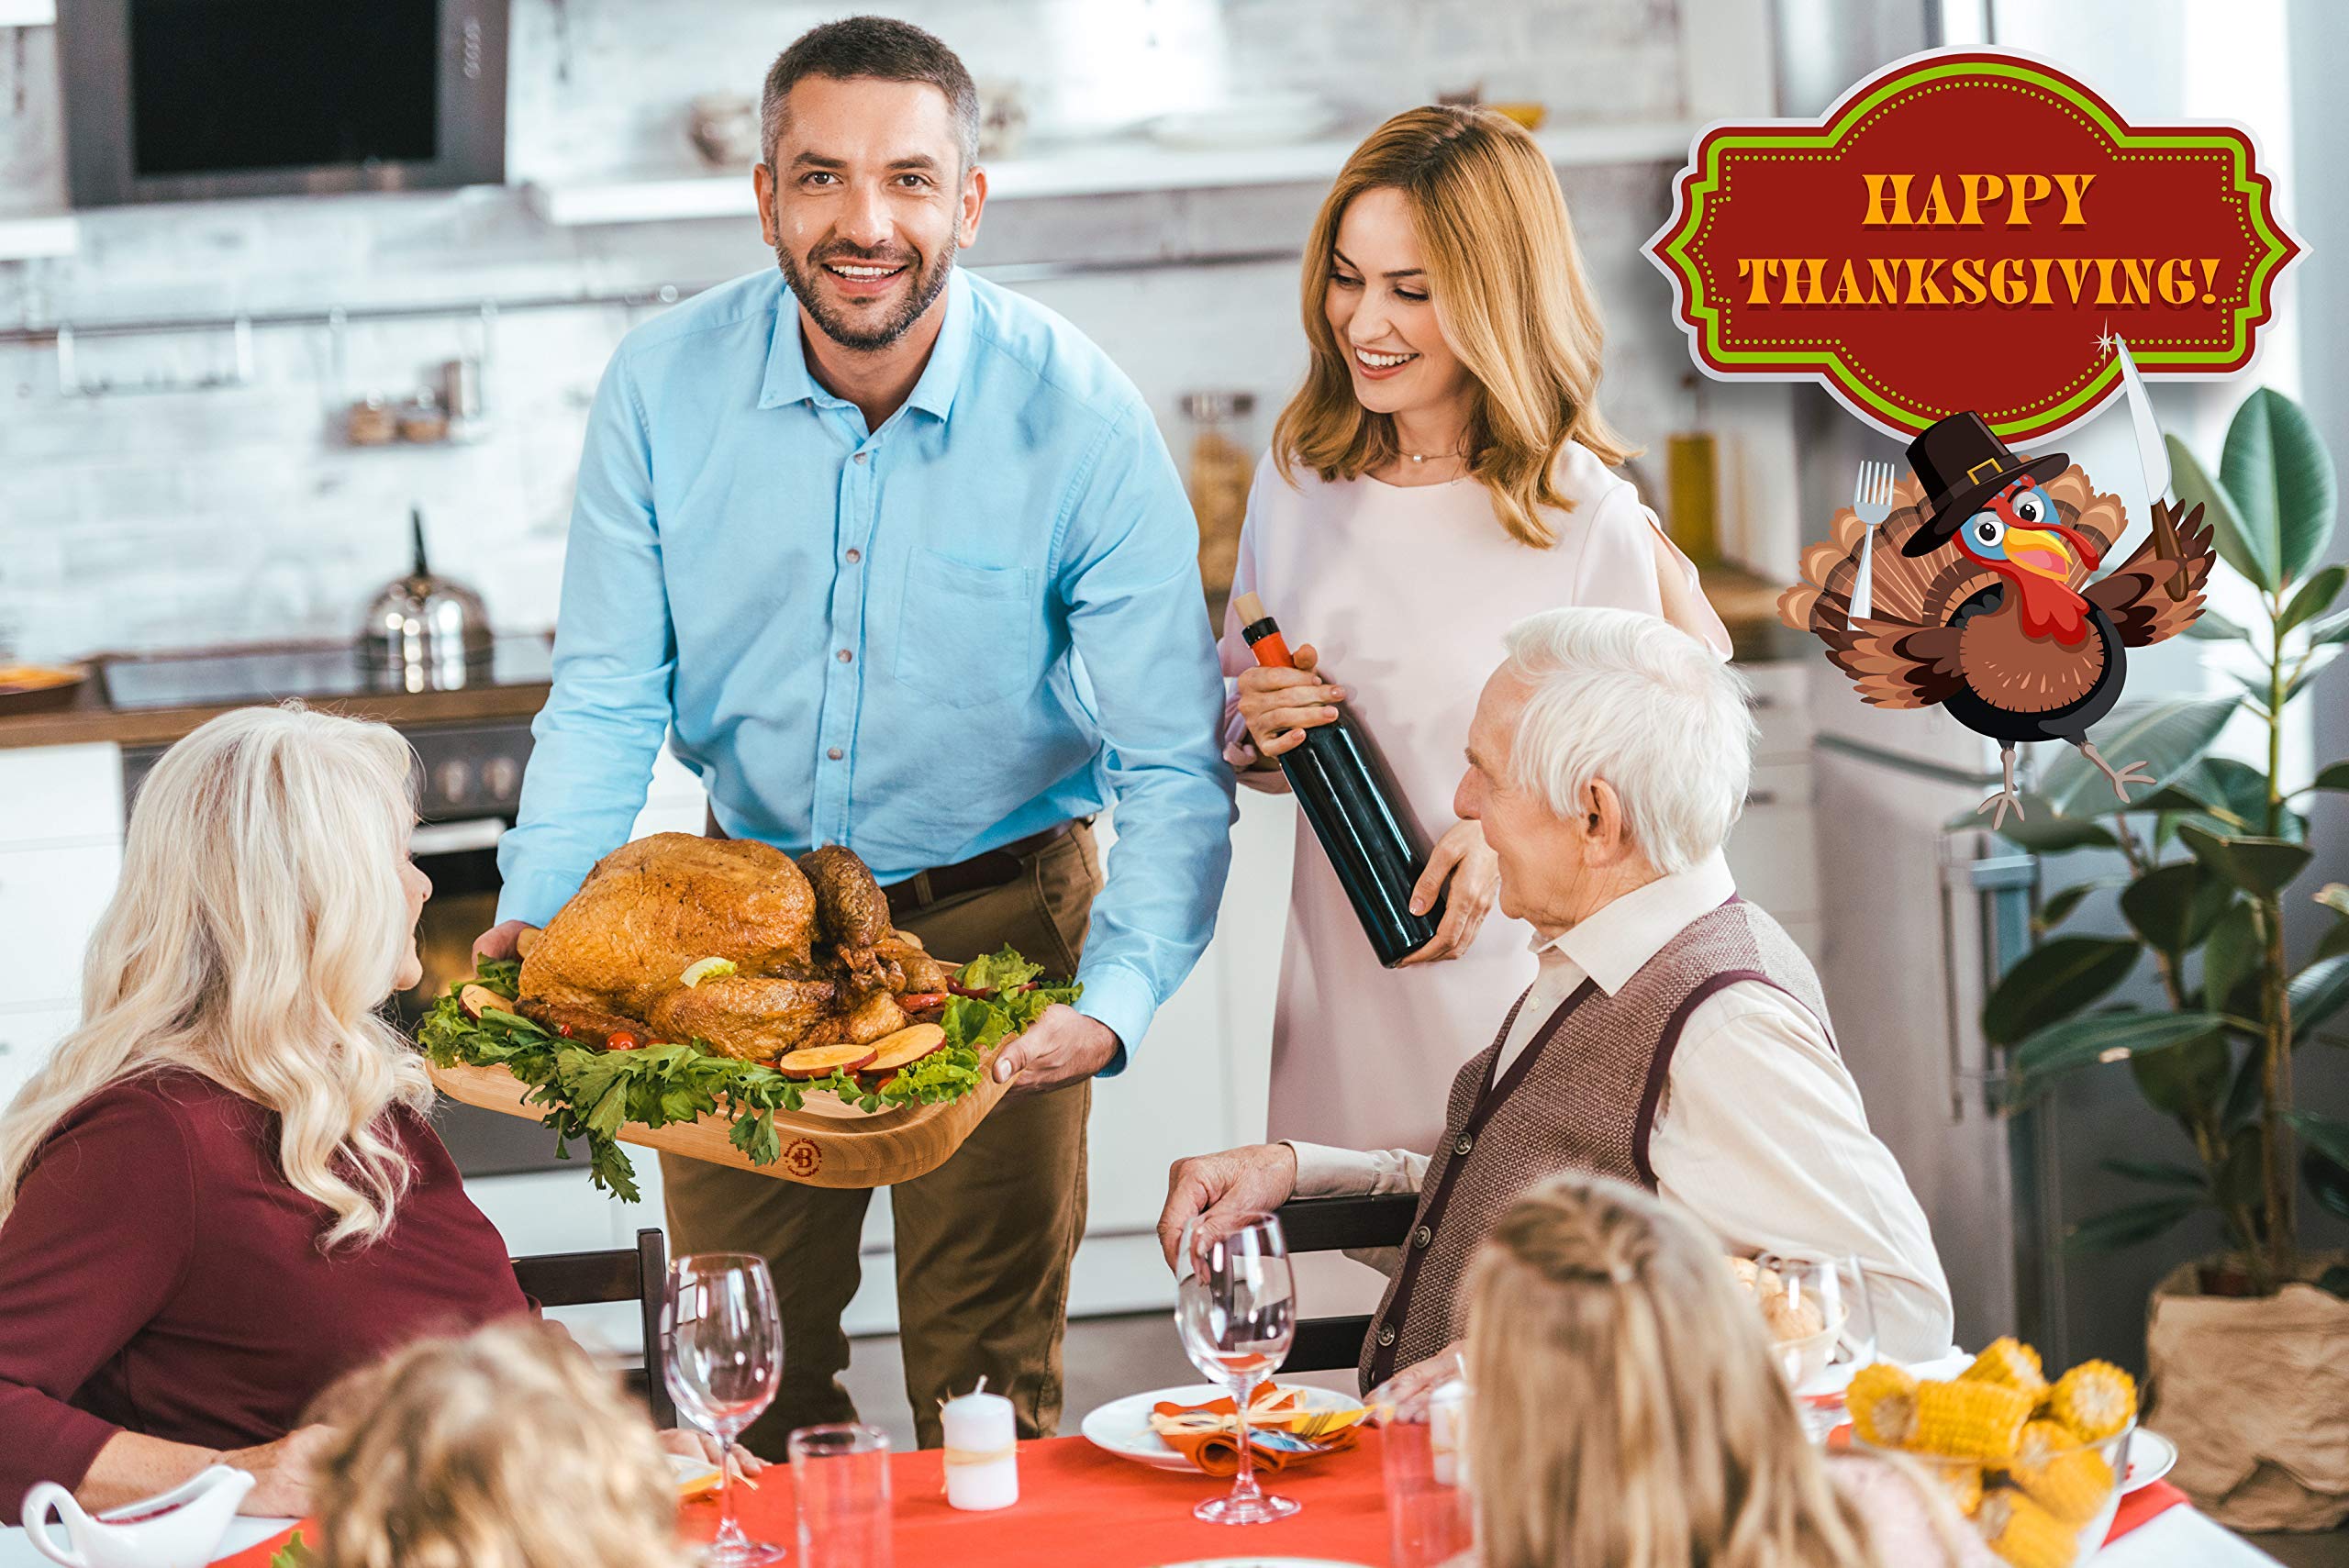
[1359,896,1831,1389]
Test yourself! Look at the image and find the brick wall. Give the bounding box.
[0,0,1691,661]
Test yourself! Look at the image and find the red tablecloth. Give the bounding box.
[217,1435,2191,1568]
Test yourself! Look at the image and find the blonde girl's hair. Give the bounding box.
[1272,105,1633,548]
[0,703,429,1249]
[1463,1173,1890,1568]
[311,1321,690,1568]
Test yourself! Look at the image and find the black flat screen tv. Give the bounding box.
[61,0,507,206]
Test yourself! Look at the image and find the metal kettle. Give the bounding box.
[358,507,495,691]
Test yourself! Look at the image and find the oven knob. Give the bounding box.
[483,756,521,801]
[434,760,473,806]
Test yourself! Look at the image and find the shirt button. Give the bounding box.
[1377,1326,1397,1347]
[1413,1224,1433,1249]
[852,451,867,463]
[844,548,861,564]
[827,747,843,761]
[836,649,853,663]
[1454,1135,1475,1156]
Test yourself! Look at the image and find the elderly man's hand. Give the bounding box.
[991,1003,1119,1095]
[1364,1341,1467,1421]
[1396,820,1499,966]
[1158,1144,1299,1270]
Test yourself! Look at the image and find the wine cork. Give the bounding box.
[1233,592,1267,625]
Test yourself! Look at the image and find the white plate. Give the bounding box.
[1080,1383,1364,1473]
[2122,1428,2178,1493]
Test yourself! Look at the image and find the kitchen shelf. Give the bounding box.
[0,210,78,261]
[0,0,55,25]
[526,120,1699,227]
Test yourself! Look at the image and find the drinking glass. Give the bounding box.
[1369,1357,1475,1568]
[1757,1253,1879,1441]
[665,1252,786,1567]
[787,1423,892,1568]
[1174,1209,1300,1525]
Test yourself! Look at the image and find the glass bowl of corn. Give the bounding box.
[1848,1339,2137,1568]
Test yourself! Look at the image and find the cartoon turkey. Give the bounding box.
[1780,411,2214,827]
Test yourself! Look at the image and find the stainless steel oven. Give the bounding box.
[61,0,508,207]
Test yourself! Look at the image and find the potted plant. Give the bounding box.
[1974,387,2349,1531]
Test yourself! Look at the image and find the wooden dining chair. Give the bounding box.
[510,1227,677,1429]
[1272,1194,1419,1373]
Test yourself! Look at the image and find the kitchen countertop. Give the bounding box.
[1,573,1801,752]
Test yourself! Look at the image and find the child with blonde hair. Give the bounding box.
[1458,1173,1990,1568]
[311,1321,689,1568]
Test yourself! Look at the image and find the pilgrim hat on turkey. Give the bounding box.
[1899,411,2069,557]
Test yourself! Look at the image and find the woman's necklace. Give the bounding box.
[1396,446,1469,465]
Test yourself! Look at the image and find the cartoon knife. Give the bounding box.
[2112,337,2187,602]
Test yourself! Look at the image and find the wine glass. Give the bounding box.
[665,1252,786,1566]
[1174,1209,1301,1525]
[1757,1253,1879,1441]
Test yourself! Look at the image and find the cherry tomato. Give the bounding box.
[555,1023,574,1039]
[898,992,947,1011]
[607,1030,643,1051]
[946,980,995,999]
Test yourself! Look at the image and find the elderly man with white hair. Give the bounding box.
[1161,606,1953,1391]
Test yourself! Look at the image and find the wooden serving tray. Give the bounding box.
[429,1056,1011,1189]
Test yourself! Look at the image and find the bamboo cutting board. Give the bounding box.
[429,1056,1011,1189]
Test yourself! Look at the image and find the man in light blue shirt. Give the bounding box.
[478,17,1233,1451]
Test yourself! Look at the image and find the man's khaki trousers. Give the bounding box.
[661,824,1101,1456]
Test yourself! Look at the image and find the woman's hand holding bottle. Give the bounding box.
[1235,641,1346,759]
[1395,820,1498,966]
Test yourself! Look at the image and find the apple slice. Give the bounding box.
[863,1023,946,1074]
[774,1042,878,1078]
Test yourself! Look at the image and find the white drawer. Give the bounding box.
[0,743,125,850]
[1742,662,1815,762]
[0,841,124,1007]
[0,1002,79,1106]
[1726,762,1818,917]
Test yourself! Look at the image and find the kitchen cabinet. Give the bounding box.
[0,743,125,1103]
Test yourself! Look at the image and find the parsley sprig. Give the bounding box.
[417,950,1078,1201]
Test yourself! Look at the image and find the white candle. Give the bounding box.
[941,1385,1019,1511]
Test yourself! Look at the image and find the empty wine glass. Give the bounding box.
[1174,1209,1300,1525]
[1757,1253,1879,1441]
[665,1252,786,1566]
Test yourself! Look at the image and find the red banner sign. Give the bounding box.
[1645,50,2299,443]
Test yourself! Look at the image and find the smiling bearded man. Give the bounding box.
[481,16,1234,1457]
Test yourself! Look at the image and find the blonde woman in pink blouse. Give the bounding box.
[1223,107,1730,1163]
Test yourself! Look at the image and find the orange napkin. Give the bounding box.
[1147,1385,1364,1476]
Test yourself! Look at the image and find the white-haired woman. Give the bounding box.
[0,706,529,1526]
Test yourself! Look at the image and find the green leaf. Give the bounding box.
[2288,1109,2349,1170]
[1984,937,2143,1046]
[2101,1156,2209,1189]
[1984,800,2120,851]
[2221,1040,2265,1130]
[2199,900,2263,1017]
[2009,1008,2224,1099]
[2284,647,2344,707]
[2291,954,2349,1041]
[2171,432,2270,591]
[2036,879,2123,935]
[2064,1195,2204,1252]
[2312,766,2349,795]
[2120,862,2233,957]
[2308,608,2349,647]
[2305,1147,2349,1224]
[2177,823,2314,896]
[2220,387,2339,587]
[2132,1030,2232,1119]
[2172,757,2298,843]
[2184,606,2254,643]
[2035,697,2240,818]
[2280,564,2349,637]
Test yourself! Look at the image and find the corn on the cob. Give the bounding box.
[1963,1336,2050,1404]
[1909,1378,2033,1463]
[1928,1459,1985,1517]
[2046,1361,2135,1442]
[1846,1361,1920,1447]
[2011,1420,2116,1525]
[1977,1487,2078,1568]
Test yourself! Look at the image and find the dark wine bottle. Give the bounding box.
[1237,593,1443,967]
